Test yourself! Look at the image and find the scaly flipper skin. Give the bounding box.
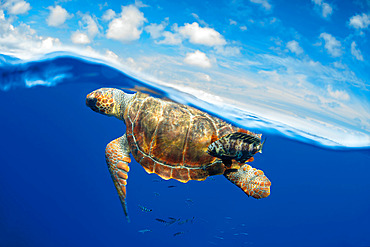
[105,134,131,222]
[224,164,271,199]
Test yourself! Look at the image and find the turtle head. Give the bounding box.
[86,88,133,120]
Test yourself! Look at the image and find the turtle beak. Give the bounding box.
[86,94,99,112]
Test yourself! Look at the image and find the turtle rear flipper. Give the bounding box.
[105,134,131,222]
[207,132,263,163]
[224,164,271,199]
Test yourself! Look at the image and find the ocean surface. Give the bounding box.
[1,52,369,247]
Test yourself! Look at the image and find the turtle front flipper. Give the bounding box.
[105,134,131,222]
[207,132,263,164]
[224,164,271,199]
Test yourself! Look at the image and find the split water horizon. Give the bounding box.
[1,51,369,247]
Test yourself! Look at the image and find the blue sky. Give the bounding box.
[0,0,369,147]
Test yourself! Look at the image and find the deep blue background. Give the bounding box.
[1,84,370,247]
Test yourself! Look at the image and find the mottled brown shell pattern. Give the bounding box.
[123,93,254,183]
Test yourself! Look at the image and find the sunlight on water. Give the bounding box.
[1,51,369,148]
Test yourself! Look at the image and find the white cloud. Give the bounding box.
[332,61,346,69]
[145,20,231,49]
[349,13,370,30]
[249,0,272,10]
[311,0,333,18]
[144,19,182,45]
[68,13,99,46]
[319,33,342,57]
[229,19,237,25]
[240,25,247,31]
[0,10,5,20]
[98,2,108,11]
[80,14,99,38]
[179,22,226,47]
[102,9,116,22]
[156,31,182,45]
[71,31,90,44]
[0,17,60,56]
[70,13,99,44]
[214,45,241,56]
[184,50,211,68]
[258,70,282,82]
[47,5,72,27]
[124,57,143,72]
[351,41,364,61]
[321,3,332,18]
[105,49,119,61]
[41,37,61,50]
[195,72,212,82]
[134,0,149,8]
[145,21,167,39]
[327,85,350,101]
[191,13,208,27]
[106,5,146,42]
[2,0,31,15]
[286,40,303,55]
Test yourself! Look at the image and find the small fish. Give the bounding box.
[225,217,232,220]
[155,217,177,225]
[185,198,194,205]
[173,231,185,236]
[167,217,178,225]
[177,219,186,225]
[153,192,160,196]
[138,229,151,234]
[167,185,176,188]
[138,205,152,212]
[178,216,195,225]
[239,232,249,236]
[155,218,168,224]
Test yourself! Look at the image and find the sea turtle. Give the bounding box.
[86,88,271,221]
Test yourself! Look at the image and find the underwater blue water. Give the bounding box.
[1,53,370,247]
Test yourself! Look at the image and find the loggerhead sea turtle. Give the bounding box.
[86,88,271,221]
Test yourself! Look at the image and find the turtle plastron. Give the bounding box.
[105,133,131,222]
